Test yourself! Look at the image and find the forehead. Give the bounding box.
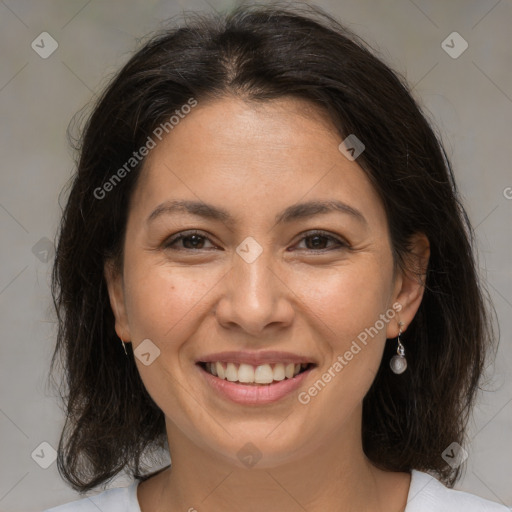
[144,95,341,169]
[130,96,387,230]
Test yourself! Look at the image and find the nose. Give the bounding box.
[214,247,295,337]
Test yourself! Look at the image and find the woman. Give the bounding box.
[45,3,509,511]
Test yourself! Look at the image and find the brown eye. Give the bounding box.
[295,231,348,251]
[164,231,216,251]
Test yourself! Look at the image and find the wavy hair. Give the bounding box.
[50,2,495,492]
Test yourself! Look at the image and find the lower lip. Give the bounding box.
[198,364,314,405]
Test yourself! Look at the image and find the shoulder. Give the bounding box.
[42,481,140,512]
[407,470,510,512]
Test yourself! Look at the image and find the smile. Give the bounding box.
[199,361,311,385]
[196,352,317,405]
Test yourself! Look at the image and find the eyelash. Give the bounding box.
[163,229,349,252]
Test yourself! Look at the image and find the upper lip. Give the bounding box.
[196,351,317,366]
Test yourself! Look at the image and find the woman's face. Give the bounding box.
[106,96,426,468]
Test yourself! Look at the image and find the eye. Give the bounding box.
[294,230,348,251]
[162,229,348,253]
[163,230,217,251]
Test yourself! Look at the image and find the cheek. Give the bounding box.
[291,258,394,404]
[123,261,224,344]
[290,256,394,346]
[121,260,227,418]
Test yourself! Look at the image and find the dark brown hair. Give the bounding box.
[50,2,495,492]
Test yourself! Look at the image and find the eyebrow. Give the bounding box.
[147,199,367,227]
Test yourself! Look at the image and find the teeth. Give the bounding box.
[254,364,274,384]
[238,363,255,383]
[216,361,225,379]
[204,361,309,384]
[273,363,285,381]
[225,362,238,382]
[285,363,295,379]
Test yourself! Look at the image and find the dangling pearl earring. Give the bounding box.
[120,336,128,356]
[390,321,407,374]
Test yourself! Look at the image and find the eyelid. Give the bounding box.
[163,229,218,249]
[163,229,349,252]
[293,229,349,250]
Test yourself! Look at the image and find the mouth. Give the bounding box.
[197,361,313,385]
[195,353,317,405]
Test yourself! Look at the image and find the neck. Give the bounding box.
[138,406,410,512]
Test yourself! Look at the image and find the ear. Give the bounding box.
[104,259,131,343]
[386,232,430,338]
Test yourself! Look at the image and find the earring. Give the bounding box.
[390,321,407,374]
[120,337,128,356]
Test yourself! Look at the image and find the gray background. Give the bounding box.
[0,0,511,510]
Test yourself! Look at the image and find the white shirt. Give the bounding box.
[43,469,510,511]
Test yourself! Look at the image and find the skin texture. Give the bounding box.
[105,96,430,511]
